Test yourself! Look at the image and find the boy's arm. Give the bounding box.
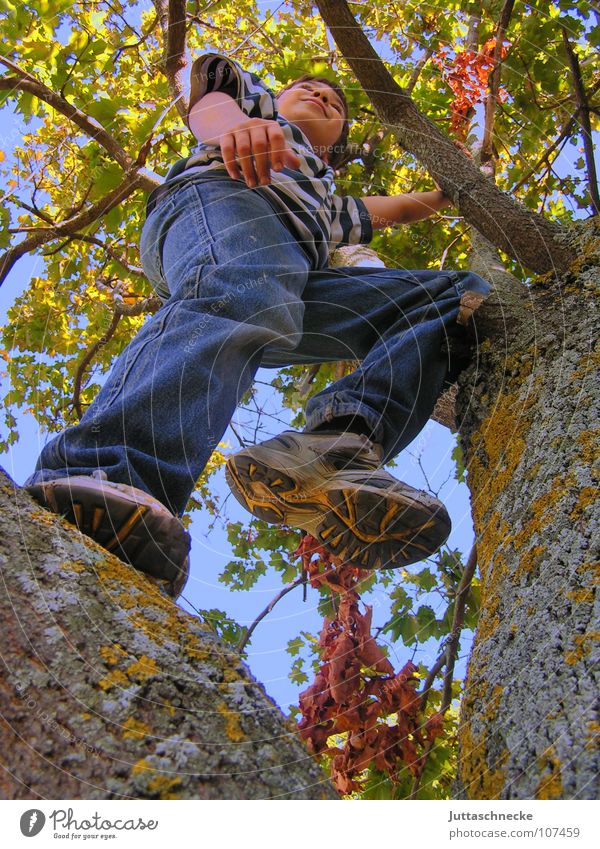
[189,91,299,187]
[361,191,453,229]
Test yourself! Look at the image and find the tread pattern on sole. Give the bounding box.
[226,454,451,569]
[29,482,190,592]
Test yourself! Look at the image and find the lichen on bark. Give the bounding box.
[454,220,599,799]
[0,468,337,800]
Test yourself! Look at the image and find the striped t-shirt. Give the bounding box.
[145,53,373,268]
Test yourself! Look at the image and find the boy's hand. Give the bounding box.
[218,118,301,187]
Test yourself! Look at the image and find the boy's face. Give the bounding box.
[276,80,346,163]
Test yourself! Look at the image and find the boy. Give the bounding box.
[25,54,490,597]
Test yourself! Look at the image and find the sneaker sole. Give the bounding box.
[225,453,451,569]
[27,479,190,596]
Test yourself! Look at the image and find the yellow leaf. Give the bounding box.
[0,151,5,162]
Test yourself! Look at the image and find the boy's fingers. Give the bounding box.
[221,121,301,186]
[220,134,241,180]
[249,125,270,185]
[266,125,287,171]
[266,126,301,174]
[234,130,259,187]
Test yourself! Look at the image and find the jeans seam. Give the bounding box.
[191,185,218,268]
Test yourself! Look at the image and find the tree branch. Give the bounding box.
[0,59,133,172]
[154,0,189,123]
[481,0,515,164]
[561,25,600,215]
[0,171,148,288]
[512,106,582,192]
[406,49,433,95]
[442,545,478,709]
[67,234,145,277]
[410,545,478,799]
[71,312,122,419]
[315,0,571,274]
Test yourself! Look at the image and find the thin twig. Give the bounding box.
[406,49,433,95]
[228,421,248,448]
[441,544,478,709]
[439,229,468,270]
[68,234,145,277]
[236,575,305,653]
[71,312,122,419]
[418,652,447,713]
[512,107,582,191]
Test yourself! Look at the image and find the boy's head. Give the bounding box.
[276,75,349,168]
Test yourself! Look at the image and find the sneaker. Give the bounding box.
[26,471,190,598]
[225,431,451,569]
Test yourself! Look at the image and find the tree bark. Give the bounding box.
[453,218,599,798]
[0,469,337,800]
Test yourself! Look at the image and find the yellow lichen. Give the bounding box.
[514,545,546,581]
[100,644,128,667]
[217,701,245,742]
[511,473,576,551]
[569,487,597,519]
[474,554,507,643]
[566,588,594,604]
[476,512,510,583]
[146,774,183,799]
[524,462,541,481]
[95,553,210,659]
[132,758,151,775]
[564,632,599,665]
[131,760,182,798]
[98,669,129,691]
[115,592,139,610]
[570,348,600,382]
[30,508,62,527]
[127,655,159,682]
[576,560,600,583]
[586,720,600,750]
[458,684,507,799]
[535,747,563,799]
[60,559,87,573]
[575,429,600,468]
[221,667,242,684]
[122,716,152,740]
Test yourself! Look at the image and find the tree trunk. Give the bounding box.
[454,219,599,799]
[0,469,337,800]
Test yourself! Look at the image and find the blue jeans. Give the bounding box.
[26,177,490,517]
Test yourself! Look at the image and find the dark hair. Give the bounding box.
[277,74,350,168]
